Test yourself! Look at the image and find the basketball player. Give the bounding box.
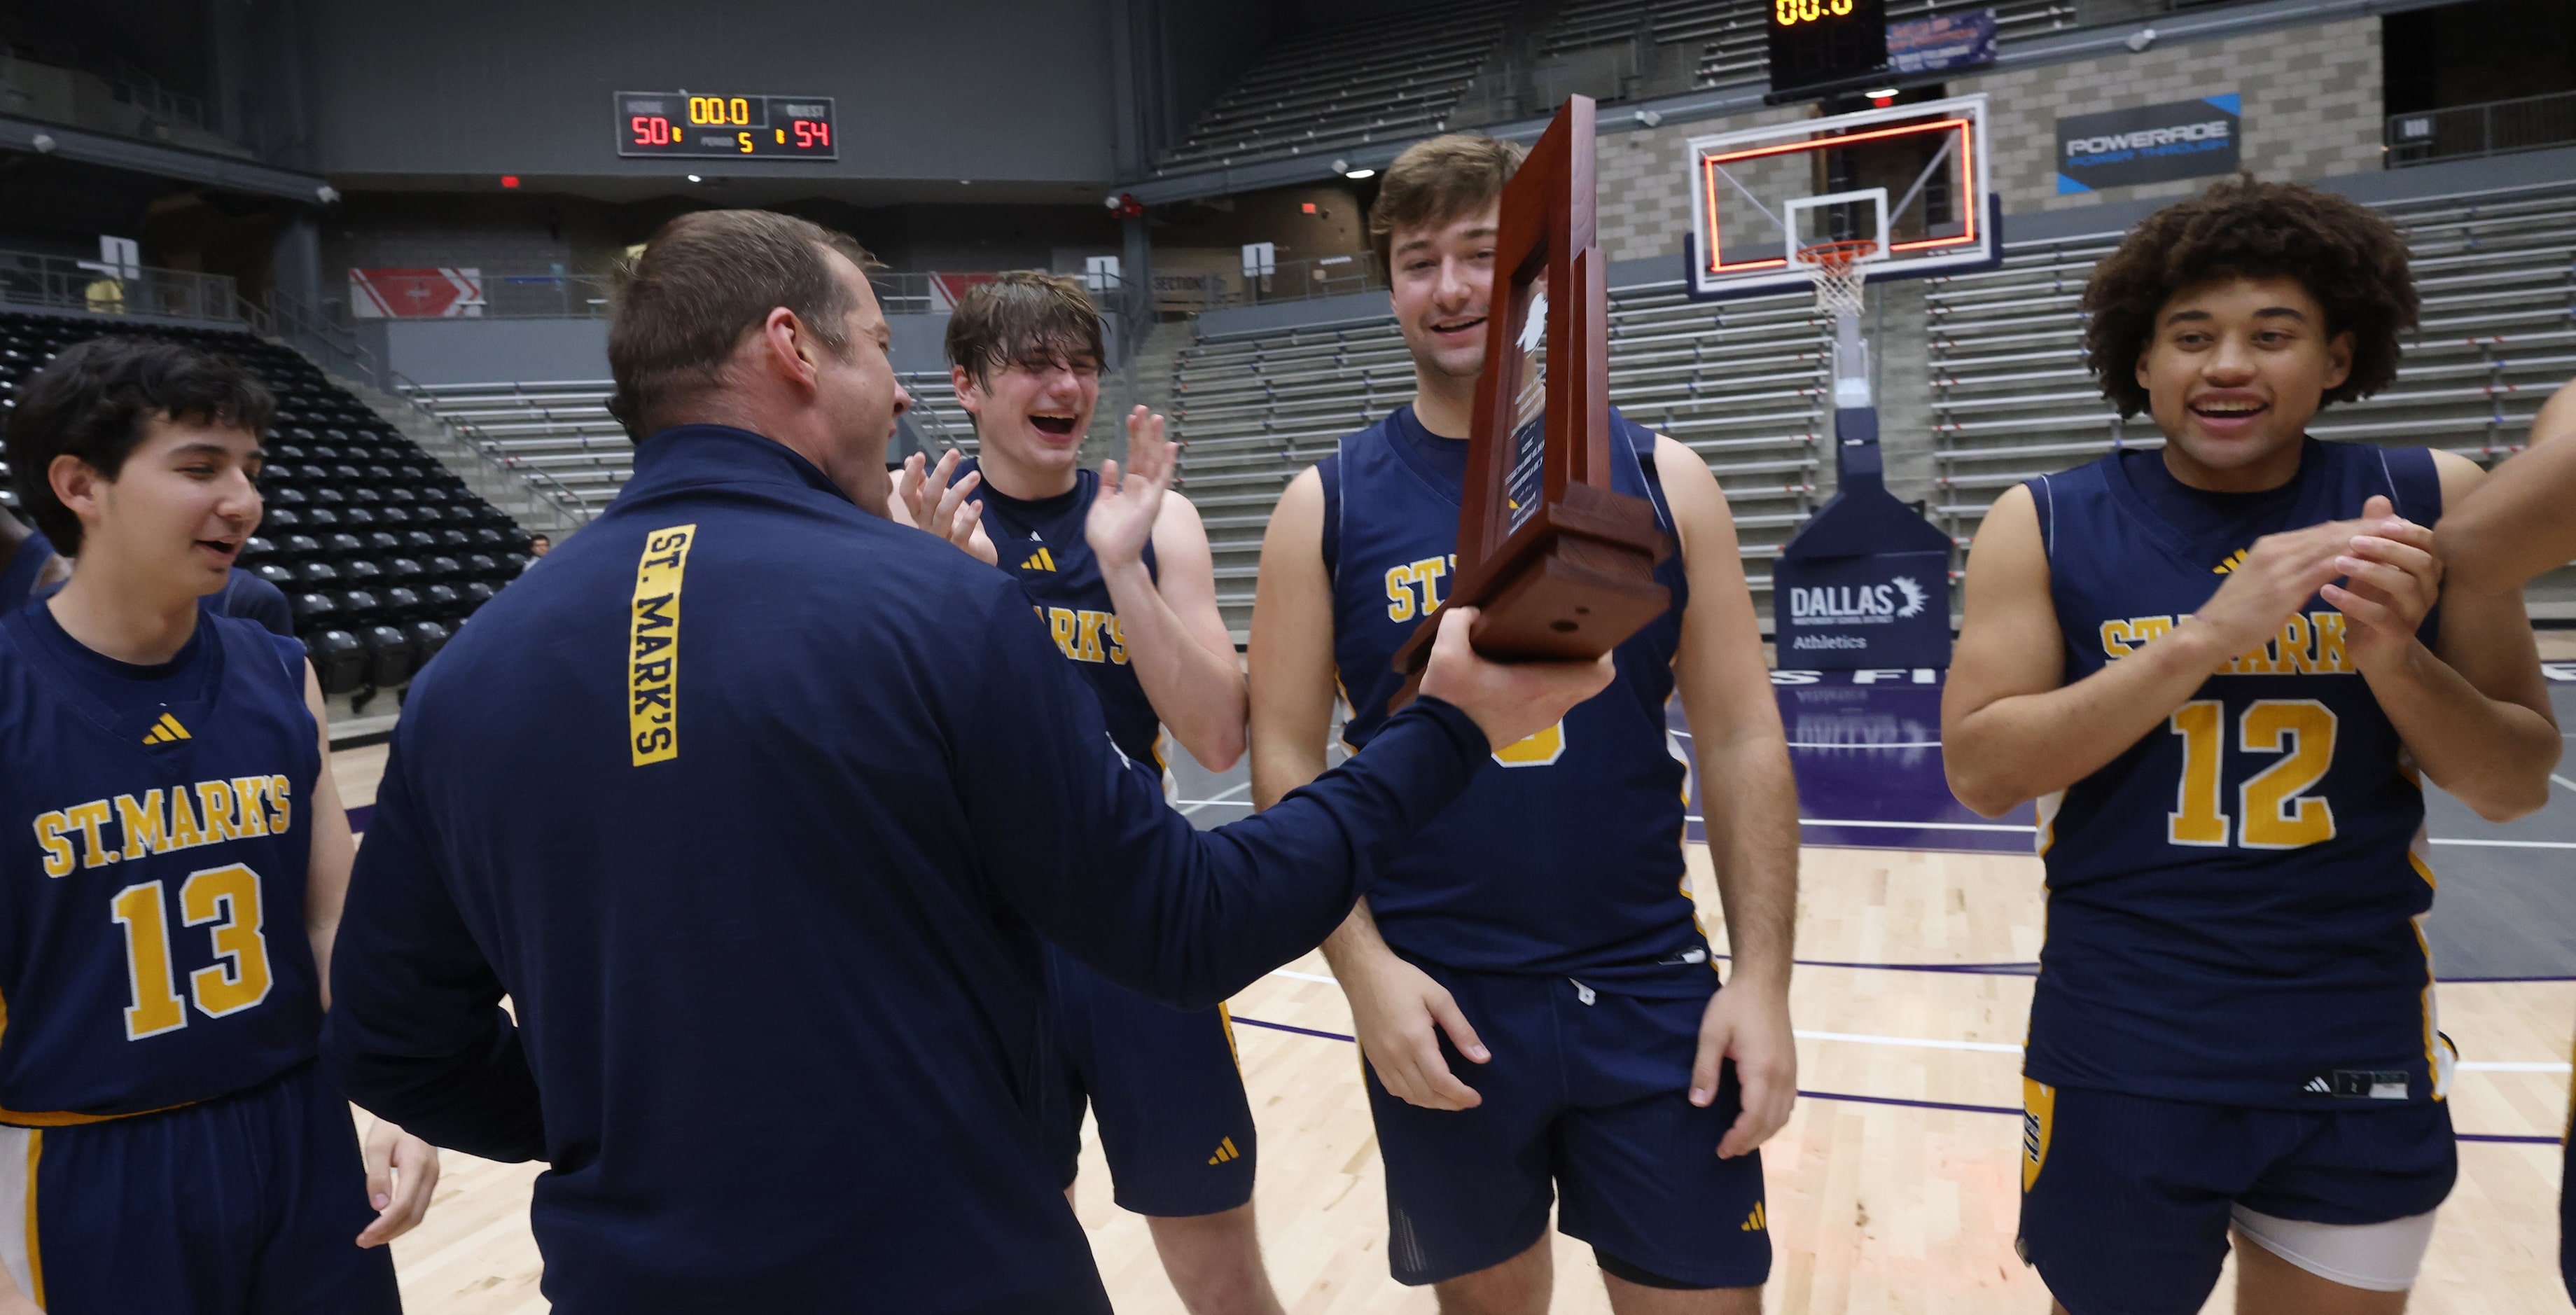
[931,272,1281,1315]
[1940,181,2560,1315]
[319,209,1613,1313]
[2423,375,2576,1304]
[1248,134,1799,1311]
[0,338,438,1315]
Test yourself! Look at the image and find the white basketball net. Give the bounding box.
[1801,240,1878,319]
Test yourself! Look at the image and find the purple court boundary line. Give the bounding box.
[1225,1015,2554,1139]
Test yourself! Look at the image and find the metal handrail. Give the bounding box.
[0,248,242,324]
[2388,89,2576,167]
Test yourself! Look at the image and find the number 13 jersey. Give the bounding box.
[2024,438,2446,1109]
[0,605,323,1123]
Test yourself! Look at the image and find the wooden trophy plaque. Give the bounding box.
[1389,95,1672,709]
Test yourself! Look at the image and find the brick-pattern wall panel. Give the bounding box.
[1961,15,2383,214]
[1585,16,2383,261]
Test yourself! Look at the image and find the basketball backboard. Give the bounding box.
[1682,93,1997,301]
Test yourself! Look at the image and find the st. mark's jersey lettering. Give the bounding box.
[33,777,295,877]
[2098,610,2353,674]
[1032,606,1130,665]
[629,523,695,765]
[1384,554,1456,622]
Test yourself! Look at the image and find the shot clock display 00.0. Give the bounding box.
[615,92,837,160]
[1765,0,1888,102]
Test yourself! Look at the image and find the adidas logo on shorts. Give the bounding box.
[1740,1202,1767,1232]
[1206,1136,1241,1165]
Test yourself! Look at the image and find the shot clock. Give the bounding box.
[1764,0,1890,103]
[615,92,837,160]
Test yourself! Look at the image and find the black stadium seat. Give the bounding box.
[360,625,417,687]
[305,630,367,695]
[408,620,452,666]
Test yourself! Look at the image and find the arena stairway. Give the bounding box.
[1926,181,2576,611]
[1167,278,1832,637]
[0,309,536,702]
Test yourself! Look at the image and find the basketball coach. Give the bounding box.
[319,210,1611,1313]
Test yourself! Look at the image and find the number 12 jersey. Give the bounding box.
[2024,438,2448,1110]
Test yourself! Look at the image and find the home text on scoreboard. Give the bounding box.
[615,92,837,160]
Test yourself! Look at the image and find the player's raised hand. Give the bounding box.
[1343,944,1488,1111]
[1692,980,1797,1158]
[1416,606,1617,749]
[1086,405,1173,571]
[891,450,996,565]
[2187,515,2365,660]
[355,1119,440,1248]
[2323,494,2442,669]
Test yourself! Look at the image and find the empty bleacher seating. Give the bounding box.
[405,373,976,517]
[1167,280,1832,633]
[0,309,528,697]
[1927,183,2576,585]
[1153,0,1515,175]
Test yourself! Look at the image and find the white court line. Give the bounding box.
[1251,972,2575,1071]
[1787,742,1946,749]
[2428,838,2576,849]
[2551,774,2576,793]
[1178,782,1253,816]
[1797,817,2039,833]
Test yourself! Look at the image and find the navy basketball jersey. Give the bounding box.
[2025,438,2447,1109]
[0,604,322,1122]
[962,461,1164,768]
[1321,405,1701,989]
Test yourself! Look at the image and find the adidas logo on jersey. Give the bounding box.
[141,713,193,745]
[1740,1202,1767,1232]
[2304,1076,2333,1094]
[1206,1136,1242,1166]
[1019,547,1059,573]
[2212,548,2249,575]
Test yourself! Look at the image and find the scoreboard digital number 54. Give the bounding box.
[615,92,837,160]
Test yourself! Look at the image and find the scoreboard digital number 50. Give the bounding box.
[615,92,837,160]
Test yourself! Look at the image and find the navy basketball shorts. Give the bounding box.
[2019,1080,2456,1315]
[1361,961,1770,1289]
[1042,940,1258,1218]
[0,1061,400,1315]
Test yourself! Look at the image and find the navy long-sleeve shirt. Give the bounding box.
[320,425,1491,1314]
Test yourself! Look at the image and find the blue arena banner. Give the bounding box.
[1772,550,1954,672]
[2055,94,2241,194]
[1887,11,1997,76]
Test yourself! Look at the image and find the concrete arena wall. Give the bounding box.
[377,312,954,386]
[1589,16,2386,265]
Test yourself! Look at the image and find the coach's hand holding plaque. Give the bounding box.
[1389,95,1671,710]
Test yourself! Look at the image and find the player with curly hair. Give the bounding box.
[1940,179,2561,1314]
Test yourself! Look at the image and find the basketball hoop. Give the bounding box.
[1797,239,1879,319]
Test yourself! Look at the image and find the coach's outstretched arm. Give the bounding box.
[966,601,1610,1011]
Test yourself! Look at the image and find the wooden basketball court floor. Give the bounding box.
[328,665,2576,1314]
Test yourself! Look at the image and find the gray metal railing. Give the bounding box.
[0,249,242,324]
[2388,90,2576,168]
[1157,255,1386,314]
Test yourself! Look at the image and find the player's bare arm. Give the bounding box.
[1091,405,1247,770]
[2436,377,2576,593]
[1945,484,2367,816]
[1248,464,1489,1111]
[1655,434,1798,1156]
[2330,459,2557,821]
[297,659,443,1248]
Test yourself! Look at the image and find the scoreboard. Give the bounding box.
[616,91,837,160]
[1765,0,1891,102]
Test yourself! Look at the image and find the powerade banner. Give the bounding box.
[1772,549,1953,671]
[2055,94,2241,194]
